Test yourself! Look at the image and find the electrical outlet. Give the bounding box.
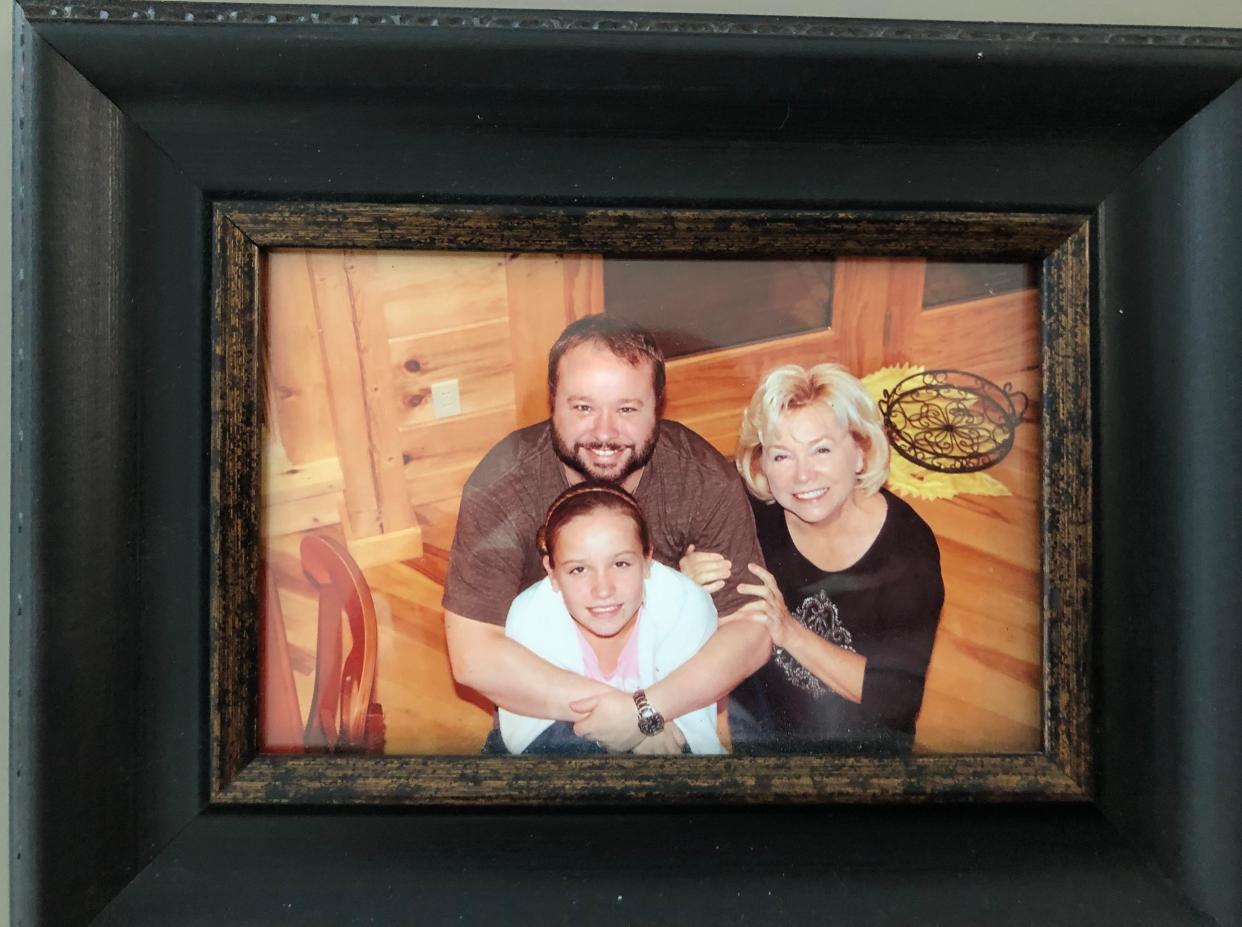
[430,379,462,418]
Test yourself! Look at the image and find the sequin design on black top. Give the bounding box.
[772,589,857,697]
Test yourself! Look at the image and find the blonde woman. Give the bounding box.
[682,363,944,754]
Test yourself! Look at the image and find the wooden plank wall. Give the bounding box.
[261,251,1042,755]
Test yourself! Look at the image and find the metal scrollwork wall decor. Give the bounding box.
[880,369,1031,473]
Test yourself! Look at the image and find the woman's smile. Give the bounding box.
[761,405,866,528]
[792,487,828,501]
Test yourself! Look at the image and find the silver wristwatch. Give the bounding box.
[632,688,665,736]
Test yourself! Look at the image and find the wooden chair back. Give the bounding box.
[301,534,383,751]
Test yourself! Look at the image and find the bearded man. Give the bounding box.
[443,316,768,752]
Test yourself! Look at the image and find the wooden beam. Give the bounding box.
[306,251,382,537]
[265,250,336,463]
[831,257,897,375]
[505,253,602,427]
[882,257,928,365]
[343,252,415,533]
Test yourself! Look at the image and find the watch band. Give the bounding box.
[633,688,665,736]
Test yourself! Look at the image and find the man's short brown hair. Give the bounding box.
[546,316,666,407]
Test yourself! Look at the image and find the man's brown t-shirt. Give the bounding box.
[442,420,764,626]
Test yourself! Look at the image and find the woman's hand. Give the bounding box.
[725,563,867,704]
[723,563,800,650]
[631,723,687,755]
[679,544,732,594]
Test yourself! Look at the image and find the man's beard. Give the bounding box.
[552,423,659,485]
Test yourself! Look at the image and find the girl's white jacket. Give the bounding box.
[499,561,725,755]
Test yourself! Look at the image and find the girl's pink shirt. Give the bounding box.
[575,610,643,692]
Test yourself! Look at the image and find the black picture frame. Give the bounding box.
[212,202,1091,804]
[11,5,1242,925]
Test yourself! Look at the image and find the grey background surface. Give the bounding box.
[5,0,1242,920]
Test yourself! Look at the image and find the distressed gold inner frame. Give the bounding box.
[211,202,1091,805]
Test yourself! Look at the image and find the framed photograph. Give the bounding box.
[218,203,1089,803]
[13,5,1242,926]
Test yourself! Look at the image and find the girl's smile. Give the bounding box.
[544,510,652,647]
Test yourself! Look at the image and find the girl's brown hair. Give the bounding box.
[537,480,653,566]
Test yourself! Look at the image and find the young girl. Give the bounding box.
[496,480,724,755]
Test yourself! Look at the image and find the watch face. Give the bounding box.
[634,689,664,736]
[638,710,664,737]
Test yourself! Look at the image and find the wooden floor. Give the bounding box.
[908,430,1043,752]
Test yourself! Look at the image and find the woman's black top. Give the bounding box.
[728,488,944,755]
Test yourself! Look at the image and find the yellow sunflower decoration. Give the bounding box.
[862,365,1012,502]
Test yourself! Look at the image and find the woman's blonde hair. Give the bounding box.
[735,363,890,502]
